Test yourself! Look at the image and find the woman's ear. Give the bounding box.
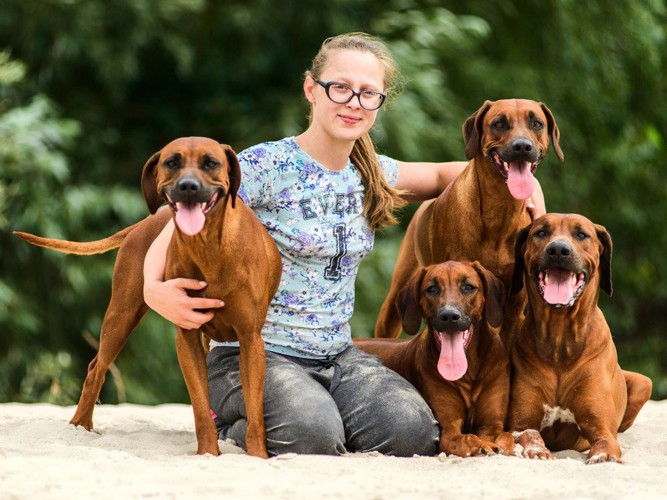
[303,76,317,104]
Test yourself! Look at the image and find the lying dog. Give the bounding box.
[14,137,281,458]
[508,213,652,463]
[375,99,563,349]
[355,261,514,457]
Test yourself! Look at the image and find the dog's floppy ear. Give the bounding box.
[141,151,163,214]
[396,267,428,335]
[471,261,505,329]
[463,100,492,160]
[540,103,564,162]
[222,144,242,209]
[510,223,532,295]
[595,223,613,296]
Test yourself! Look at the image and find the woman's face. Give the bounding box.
[305,49,386,144]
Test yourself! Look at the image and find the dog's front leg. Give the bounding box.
[439,424,499,457]
[433,402,498,457]
[176,329,220,456]
[575,404,623,463]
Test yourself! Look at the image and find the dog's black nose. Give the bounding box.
[511,138,533,155]
[177,178,201,194]
[434,306,469,331]
[546,241,572,260]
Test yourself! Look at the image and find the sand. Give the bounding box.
[0,400,665,499]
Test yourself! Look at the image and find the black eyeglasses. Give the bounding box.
[315,80,386,111]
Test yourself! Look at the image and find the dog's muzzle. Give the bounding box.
[164,178,223,236]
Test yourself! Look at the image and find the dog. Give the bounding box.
[14,137,281,458]
[375,99,564,349]
[508,213,652,463]
[355,261,514,457]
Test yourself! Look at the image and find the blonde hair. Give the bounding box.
[305,32,407,231]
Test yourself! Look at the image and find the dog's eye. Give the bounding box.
[462,284,477,294]
[492,120,506,130]
[535,229,548,238]
[533,120,544,130]
[575,231,589,240]
[426,285,440,295]
[165,159,179,169]
[203,160,219,170]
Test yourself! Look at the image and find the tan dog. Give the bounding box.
[355,261,514,457]
[375,99,564,349]
[14,137,281,458]
[508,213,652,463]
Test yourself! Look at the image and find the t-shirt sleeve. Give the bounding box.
[379,154,399,187]
[237,145,275,208]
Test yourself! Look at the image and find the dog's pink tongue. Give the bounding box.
[507,161,536,200]
[437,331,468,381]
[175,202,205,236]
[543,269,575,305]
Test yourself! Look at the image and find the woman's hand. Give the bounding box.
[143,219,223,330]
[526,179,547,220]
[144,277,224,330]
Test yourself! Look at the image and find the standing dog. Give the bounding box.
[355,261,514,457]
[375,99,563,348]
[508,213,652,463]
[14,137,281,458]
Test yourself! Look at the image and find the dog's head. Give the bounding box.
[141,137,242,236]
[463,99,564,201]
[511,213,612,308]
[396,261,504,382]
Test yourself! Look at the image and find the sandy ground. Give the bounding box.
[0,400,665,499]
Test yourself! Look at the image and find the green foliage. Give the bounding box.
[1,0,666,403]
[0,52,183,404]
[372,5,491,160]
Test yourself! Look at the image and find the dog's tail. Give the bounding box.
[13,222,141,255]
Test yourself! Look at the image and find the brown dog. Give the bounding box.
[508,213,652,463]
[14,137,281,458]
[375,99,564,348]
[355,261,514,457]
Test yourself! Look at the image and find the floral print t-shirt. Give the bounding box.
[209,137,399,358]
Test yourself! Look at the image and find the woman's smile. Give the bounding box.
[338,113,362,125]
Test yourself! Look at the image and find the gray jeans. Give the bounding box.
[207,345,439,457]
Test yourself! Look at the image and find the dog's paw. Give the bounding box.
[443,434,499,457]
[513,429,552,460]
[587,452,622,464]
[493,431,516,456]
[587,437,622,464]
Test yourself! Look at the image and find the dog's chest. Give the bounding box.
[540,404,577,430]
[538,404,584,450]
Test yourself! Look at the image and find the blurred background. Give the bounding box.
[1,0,665,405]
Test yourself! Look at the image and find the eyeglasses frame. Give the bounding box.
[314,79,387,111]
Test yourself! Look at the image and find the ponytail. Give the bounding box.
[351,133,406,231]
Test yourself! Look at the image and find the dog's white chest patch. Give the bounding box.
[540,404,578,431]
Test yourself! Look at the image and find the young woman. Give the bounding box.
[144,32,544,456]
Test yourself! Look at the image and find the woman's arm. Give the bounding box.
[525,180,546,220]
[395,159,546,218]
[143,220,224,330]
[395,160,467,202]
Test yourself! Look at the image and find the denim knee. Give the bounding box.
[268,403,346,456]
[348,384,439,457]
[377,391,439,456]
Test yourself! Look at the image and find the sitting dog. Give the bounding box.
[508,213,652,463]
[14,137,281,458]
[355,261,514,457]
